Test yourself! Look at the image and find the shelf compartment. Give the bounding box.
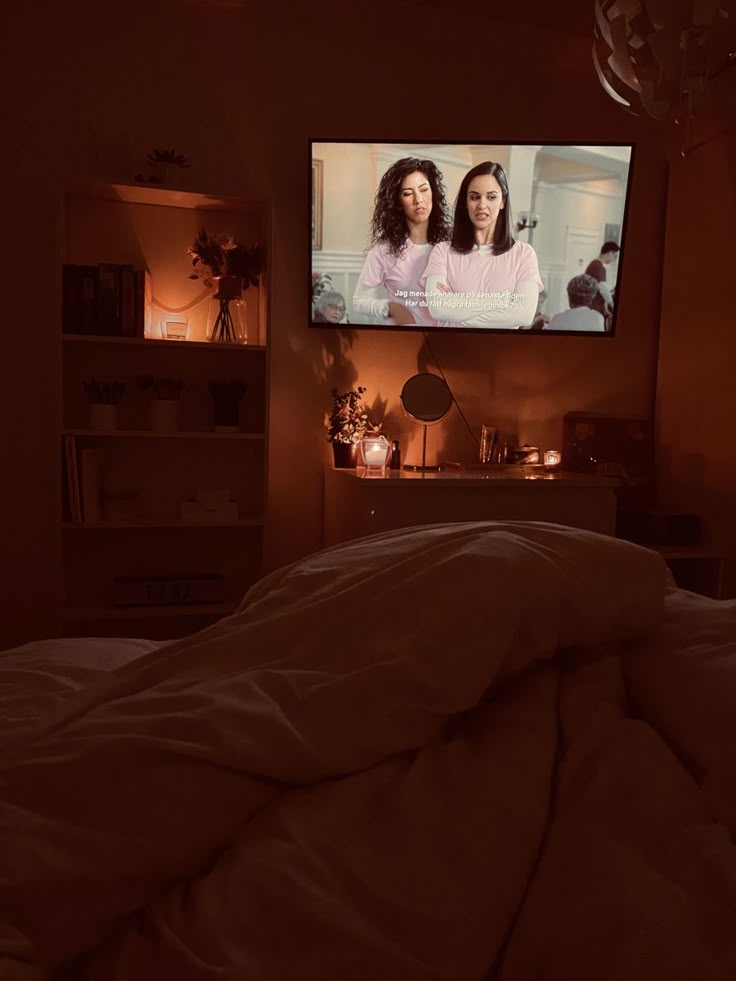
[65,181,266,214]
[62,517,264,529]
[63,601,239,622]
[63,428,265,440]
[63,333,266,352]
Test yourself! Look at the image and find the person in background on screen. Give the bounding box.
[585,240,619,326]
[525,288,549,331]
[311,272,334,318]
[585,240,619,284]
[352,157,451,327]
[422,161,543,329]
[544,274,605,332]
[313,291,348,324]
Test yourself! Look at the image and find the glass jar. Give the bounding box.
[360,433,391,473]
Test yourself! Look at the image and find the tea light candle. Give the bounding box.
[544,449,562,468]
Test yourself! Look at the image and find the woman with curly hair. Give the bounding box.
[422,160,543,329]
[352,157,451,327]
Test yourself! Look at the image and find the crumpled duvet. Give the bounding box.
[0,521,734,981]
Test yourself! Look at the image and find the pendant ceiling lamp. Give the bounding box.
[593,0,736,122]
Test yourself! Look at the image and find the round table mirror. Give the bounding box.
[400,373,453,471]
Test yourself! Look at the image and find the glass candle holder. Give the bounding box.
[360,433,391,473]
[479,424,497,464]
[162,318,189,341]
[544,449,562,470]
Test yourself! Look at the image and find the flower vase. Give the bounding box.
[207,276,248,344]
[332,442,359,469]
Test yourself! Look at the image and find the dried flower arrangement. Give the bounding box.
[312,272,334,299]
[326,387,371,444]
[83,379,127,405]
[187,230,265,343]
[136,374,185,400]
[187,231,264,290]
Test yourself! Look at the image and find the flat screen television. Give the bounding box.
[309,140,634,336]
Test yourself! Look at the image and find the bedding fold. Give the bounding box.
[4,520,730,981]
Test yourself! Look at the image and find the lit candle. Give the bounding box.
[544,449,562,468]
[364,445,387,465]
[361,434,390,470]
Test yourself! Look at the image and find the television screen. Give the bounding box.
[310,140,634,336]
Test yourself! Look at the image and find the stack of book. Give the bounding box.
[62,263,152,337]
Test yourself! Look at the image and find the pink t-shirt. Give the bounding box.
[421,240,543,327]
[358,240,436,326]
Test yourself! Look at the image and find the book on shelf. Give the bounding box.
[62,435,82,523]
[62,264,98,335]
[112,573,226,608]
[79,447,102,522]
[60,441,71,521]
[119,266,137,338]
[96,263,122,336]
[61,263,151,337]
[135,268,153,338]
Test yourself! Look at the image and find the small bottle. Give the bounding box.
[390,439,401,470]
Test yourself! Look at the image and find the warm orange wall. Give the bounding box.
[0,0,668,645]
[656,123,736,567]
[251,2,668,570]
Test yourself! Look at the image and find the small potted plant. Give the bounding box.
[83,379,127,430]
[137,374,185,432]
[188,230,264,344]
[326,386,370,468]
[207,379,248,432]
[135,147,191,185]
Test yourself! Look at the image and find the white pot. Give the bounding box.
[150,399,179,432]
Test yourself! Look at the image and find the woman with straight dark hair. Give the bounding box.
[422,161,543,329]
[353,156,451,327]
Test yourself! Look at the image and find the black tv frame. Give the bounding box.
[308,138,637,338]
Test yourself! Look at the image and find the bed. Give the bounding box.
[1,520,735,980]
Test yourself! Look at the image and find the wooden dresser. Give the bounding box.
[323,468,618,547]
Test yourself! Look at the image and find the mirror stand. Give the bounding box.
[403,424,442,473]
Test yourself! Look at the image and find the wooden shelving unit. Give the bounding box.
[60,180,270,639]
[654,546,726,599]
[63,333,267,352]
[64,602,238,622]
[63,429,265,440]
[62,518,264,529]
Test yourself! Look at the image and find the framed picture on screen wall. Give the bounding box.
[312,159,323,251]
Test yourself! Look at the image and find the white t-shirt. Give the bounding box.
[545,307,605,332]
[353,240,436,326]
